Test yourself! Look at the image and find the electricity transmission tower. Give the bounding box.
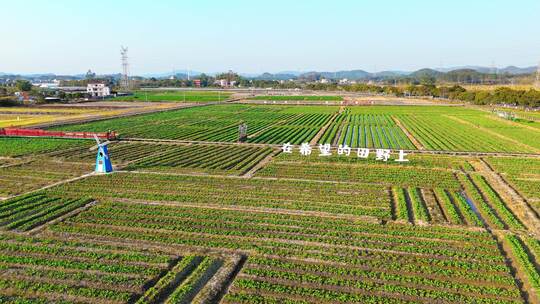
[120,46,130,90]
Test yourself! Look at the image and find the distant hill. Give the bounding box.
[372,71,411,78]
[1,64,536,82]
[298,70,371,80]
[409,68,444,79]
[141,70,202,79]
[254,73,297,81]
[436,65,535,75]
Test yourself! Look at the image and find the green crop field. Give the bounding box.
[248,95,343,101]
[0,137,90,157]
[0,101,539,303]
[50,104,338,144]
[485,156,540,215]
[47,104,540,152]
[319,110,416,149]
[111,90,232,102]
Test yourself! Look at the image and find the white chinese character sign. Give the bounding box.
[318,144,332,156]
[282,142,293,154]
[281,143,410,162]
[299,143,312,156]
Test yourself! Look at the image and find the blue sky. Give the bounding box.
[1,0,539,75]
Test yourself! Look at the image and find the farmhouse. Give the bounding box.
[87,83,111,97]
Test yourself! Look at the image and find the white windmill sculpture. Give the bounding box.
[90,134,113,173]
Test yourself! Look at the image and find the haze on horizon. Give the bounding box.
[1,0,539,75]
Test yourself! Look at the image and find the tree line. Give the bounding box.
[306,83,540,108]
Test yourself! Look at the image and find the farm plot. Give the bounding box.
[46,141,275,175]
[397,114,533,153]
[0,138,90,158]
[0,159,92,197]
[50,104,336,144]
[45,172,392,220]
[314,105,536,152]
[398,113,537,153]
[319,111,416,149]
[126,144,275,175]
[485,157,540,216]
[111,90,232,102]
[247,113,333,144]
[256,152,496,226]
[393,186,483,227]
[46,198,524,304]
[248,95,343,101]
[257,152,462,190]
[0,232,238,304]
[0,104,180,128]
[47,141,176,165]
[0,192,92,232]
[502,234,540,302]
[455,114,540,151]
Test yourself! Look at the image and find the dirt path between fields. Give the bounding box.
[392,116,425,150]
[242,148,280,178]
[492,230,540,304]
[470,159,540,236]
[112,197,378,222]
[484,114,540,133]
[309,108,342,145]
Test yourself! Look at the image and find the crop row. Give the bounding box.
[248,113,332,144]
[458,173,526,231]
[135,255,224,304]
[484,157,540,216]
[458,174,506,229]
[126,144,274,175]
[112,90,232,102]
[456,114,540,151]
[398,114,529,153]
[0,232,175,303]
[68,212,503,260]
[45,173,391,218]
[257,159,461,190]
[0,192,92,232]
[47,196,523,303]
[0,137,90,158]
[53,200,509,268]
[504,234,540,293]
[244,256,519,298]
[48,142,175,164]
[470,174,525,230]
[165,257,221,303]
[49,104,335,144]
[319,113,415,149]
[392,187,482,227]
[248,95,343,101]
[0,159,91,197]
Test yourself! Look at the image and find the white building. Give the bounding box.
[87,83,111,97]
[36,80,60,89]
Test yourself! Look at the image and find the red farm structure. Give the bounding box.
[0,128,117,141]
